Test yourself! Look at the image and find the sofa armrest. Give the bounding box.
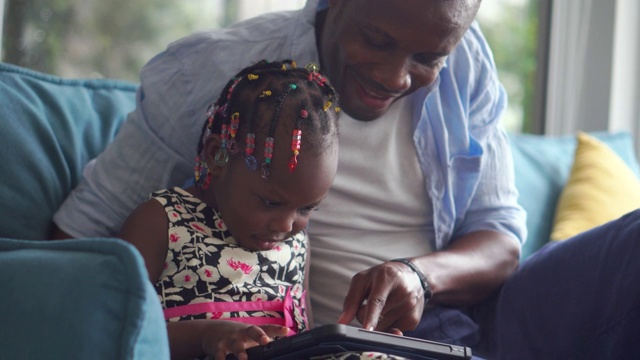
[0,237,169,359]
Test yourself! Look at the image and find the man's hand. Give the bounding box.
[336,231,520,334]
[337,261,425,333]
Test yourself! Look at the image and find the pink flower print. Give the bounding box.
[265,242,291,267]
[161,254,178,277]
[174,204,184,212]
[167,210,181,222]
[173,269,198,288]
[215,219,226,230]
[218,247,258,283]
[167,226,190,250]
[189,221,212,236]
[251,293,268,302]
[291,283,303,297]
[209,312,223,319]
[196,265,220,283]
[227,258,254,275]
[278,285,285,295]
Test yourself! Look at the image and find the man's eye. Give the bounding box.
[414,55,444,69]
[364,34,391,49]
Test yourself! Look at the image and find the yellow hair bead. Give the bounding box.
[305,62,319,73]
[259,90,272,97]
[281,64,287,71]
[291,61,297,68]
[335,107,341,113]
[323,100,332,111]
[247,74,259,80]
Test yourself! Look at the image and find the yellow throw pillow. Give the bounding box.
[550,132,640,241]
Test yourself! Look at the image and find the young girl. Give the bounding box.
[119,59,340,360]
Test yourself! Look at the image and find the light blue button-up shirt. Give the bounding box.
[54,0,526,251]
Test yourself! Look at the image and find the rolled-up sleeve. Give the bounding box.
[53,50,197,237]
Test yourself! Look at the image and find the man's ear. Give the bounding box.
[202,134,227,177]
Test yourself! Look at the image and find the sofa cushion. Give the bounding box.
[0,62,137,240]
[0,237,169,359]
[551,132,640,240]
[509,131,640,259]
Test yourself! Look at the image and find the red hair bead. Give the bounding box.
[289,129,302,172]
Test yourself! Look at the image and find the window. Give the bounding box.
[477,0,546,134]
[1,0,304,81]
[2,0,545,134]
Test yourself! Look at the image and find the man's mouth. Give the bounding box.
[352,75,396,111]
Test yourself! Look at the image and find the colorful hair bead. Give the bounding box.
[194,155,203,183]
[244,133,257,171]
[227,77,241,100]
[216,124,230,165]
[228,112,240,154]
[262,136,274,180]
[202,170,212,190]
[289,129,302,172]
[194,155,212,189]
[305,62,319,73]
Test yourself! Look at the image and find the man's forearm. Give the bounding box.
[411,230,520,306]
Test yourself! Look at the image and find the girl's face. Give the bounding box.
[206,134,338,252]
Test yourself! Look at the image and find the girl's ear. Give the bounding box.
[202,134,228,177]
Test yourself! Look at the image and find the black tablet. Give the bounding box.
[244,324,472,360]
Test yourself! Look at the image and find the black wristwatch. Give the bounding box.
[390,258,433,302]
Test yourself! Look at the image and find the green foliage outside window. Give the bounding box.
[2,0,236,81]
[2,0,540,133]
[478,0,540,133]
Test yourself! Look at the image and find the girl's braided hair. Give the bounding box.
[195,59,340,185]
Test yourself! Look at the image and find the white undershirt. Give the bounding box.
[307,97,434,325]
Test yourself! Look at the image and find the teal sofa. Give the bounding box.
[1,62,638,359]
[0,63,169,359]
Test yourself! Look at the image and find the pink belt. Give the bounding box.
[163,288,301,335]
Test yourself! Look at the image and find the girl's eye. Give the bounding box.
[259,197,280,208]
[299,206,319,215]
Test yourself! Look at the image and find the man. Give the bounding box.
[53,1,640,358]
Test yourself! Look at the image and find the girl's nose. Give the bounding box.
[268,212,296,234]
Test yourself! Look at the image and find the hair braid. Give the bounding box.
[194,59,340,185]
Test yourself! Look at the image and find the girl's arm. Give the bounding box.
[118,199,169,282]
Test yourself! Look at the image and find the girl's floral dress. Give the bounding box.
[151,187,308,334]
[152,187,405,360]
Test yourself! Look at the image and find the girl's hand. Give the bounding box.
[202,322,289,360]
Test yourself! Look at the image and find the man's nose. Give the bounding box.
[372,56,411,93]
